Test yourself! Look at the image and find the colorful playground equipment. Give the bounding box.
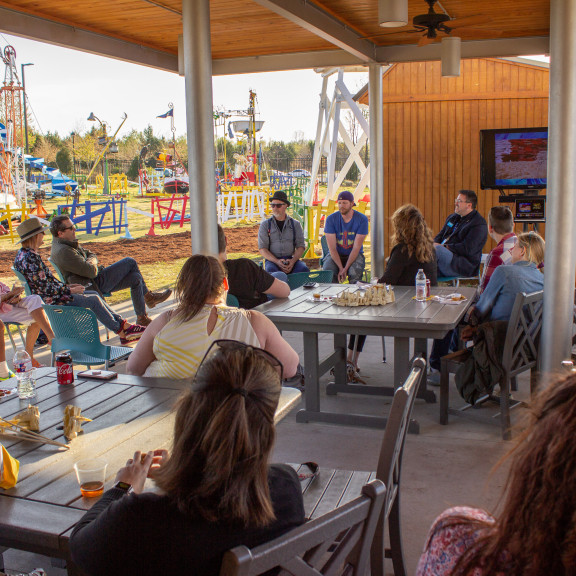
[25,156,78,197]
[57,198,127,236]
[146,195,190,236]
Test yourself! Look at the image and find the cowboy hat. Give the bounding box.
[16,218,48,243]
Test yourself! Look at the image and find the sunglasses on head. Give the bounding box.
[194,339,284,385]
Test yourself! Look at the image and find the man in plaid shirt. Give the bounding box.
[478,206,517,294]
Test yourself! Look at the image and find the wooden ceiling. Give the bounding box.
[0,0,550,74]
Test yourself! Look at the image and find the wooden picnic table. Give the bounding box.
[256,284,476,430]
[0,368,301,575]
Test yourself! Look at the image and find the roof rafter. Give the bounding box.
[251,0,377,63]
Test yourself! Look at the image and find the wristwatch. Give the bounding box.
[113,481,134,494]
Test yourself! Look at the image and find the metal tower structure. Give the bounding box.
[0,45,26,205]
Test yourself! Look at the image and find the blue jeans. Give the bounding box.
[94,258,148,316]
[322,253,365,284]
[69,292,124,332]
[435,245,459,277]
[265,259,310,275]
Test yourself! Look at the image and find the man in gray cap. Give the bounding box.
[258,191,309,276]
[322,190,368,283]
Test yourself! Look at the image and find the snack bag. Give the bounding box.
[0,443,20,489]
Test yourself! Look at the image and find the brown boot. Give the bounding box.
[145,289,172,308]
[137,314,153,327]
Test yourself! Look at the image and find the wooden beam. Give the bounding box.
[251,0,377,63]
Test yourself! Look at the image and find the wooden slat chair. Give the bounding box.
[43,305,133,369]
[371,357,426,576]
[439,290,544,440]
[220,480,386,576]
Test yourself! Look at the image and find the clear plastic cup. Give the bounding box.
[74,458,107,497]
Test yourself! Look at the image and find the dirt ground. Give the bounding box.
[0,225,319,275]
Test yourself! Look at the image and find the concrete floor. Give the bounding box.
[2,296,520,575]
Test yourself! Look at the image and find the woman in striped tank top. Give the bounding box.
[127,254,299,380]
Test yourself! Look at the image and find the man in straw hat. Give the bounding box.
[13,218,146,345]
[258,191,309,276]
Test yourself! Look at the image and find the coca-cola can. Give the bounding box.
[55,351,74,385]
[426,279,431,298]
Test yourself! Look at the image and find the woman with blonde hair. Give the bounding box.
[71,341,305,575]
[127,254,299,379]
[417,369,576,576]
[462,231,544,334]
[347,204,437,373]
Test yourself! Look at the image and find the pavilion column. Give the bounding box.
[182,0,218,255]
[369,64,385,278]
[540,0,576,375]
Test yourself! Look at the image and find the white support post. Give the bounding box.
[182,0,218,255]
[540,0,576,375]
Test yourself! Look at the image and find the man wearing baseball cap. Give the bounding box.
[258,191,309,276]
[322,191,368,283]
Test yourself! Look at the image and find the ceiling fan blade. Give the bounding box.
[418,35,436,46]
[447,15,491,29]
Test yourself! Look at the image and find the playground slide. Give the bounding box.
[25,156,78,196]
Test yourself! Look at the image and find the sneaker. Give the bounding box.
[427,368,441,387]
[137,314,153,327]
[119,323,146,345]
[145,289,172,309]
[346,362,367,385]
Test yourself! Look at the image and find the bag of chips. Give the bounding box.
[0,443,19,489]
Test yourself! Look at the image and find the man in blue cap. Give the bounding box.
[322,191,368,283]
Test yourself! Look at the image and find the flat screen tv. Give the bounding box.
[514,198,546,222]
[480,127,548,190]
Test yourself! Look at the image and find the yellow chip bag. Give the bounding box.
[0,444,20,489]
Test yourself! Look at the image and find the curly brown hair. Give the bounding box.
[390,204,435,263]
[450,372,576,575]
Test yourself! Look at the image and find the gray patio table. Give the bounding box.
[255,284,476,430]
[0,367,301,575]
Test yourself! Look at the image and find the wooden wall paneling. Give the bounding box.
[424,102,433,224]
[417,101,426,212]
[431,101,442,231]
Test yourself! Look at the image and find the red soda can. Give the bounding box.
[426,279,431,298]
[55,351,74,385]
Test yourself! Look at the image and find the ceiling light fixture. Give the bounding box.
[378,0,408,27]
[441,37,461,77]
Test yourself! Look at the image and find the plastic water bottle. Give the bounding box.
[415,269,427,302]
[13,349,36,399]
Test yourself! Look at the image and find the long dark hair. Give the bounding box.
[174,254,226,322]
[154,344,281,527]
[451,372,576,575]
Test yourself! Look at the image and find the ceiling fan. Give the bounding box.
[410,0,493,46]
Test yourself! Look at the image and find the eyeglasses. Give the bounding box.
[454,199,470,205]
[194,339,284,386]
[270,203,285,208]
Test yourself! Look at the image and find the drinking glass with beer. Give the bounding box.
[74,458,107,497]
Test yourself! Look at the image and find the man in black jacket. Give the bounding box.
[434,190,488,278]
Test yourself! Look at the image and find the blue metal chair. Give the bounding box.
[43,305,133,369]
[226,293,240,307]
[286,270,333,290]
[10,267,32,296]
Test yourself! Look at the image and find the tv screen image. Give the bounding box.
[494,131,547,186]
[480,128,548,190]
[515,199,546,222]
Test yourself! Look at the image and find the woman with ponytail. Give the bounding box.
[71,341,305,576]
[127,254,299,379]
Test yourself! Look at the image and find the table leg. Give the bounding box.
[413,337,437,403]
[393,337,411,388]
[300,333,320,414]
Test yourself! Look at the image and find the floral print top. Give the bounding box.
[416,507,498,576]
[14,248,72,305]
